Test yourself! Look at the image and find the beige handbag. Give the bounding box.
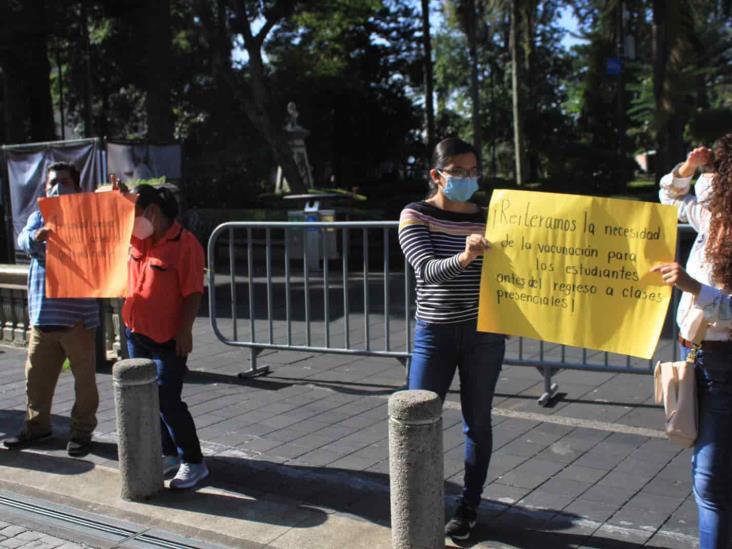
[653,326,706,448]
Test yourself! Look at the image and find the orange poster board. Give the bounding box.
[39,192,136,298]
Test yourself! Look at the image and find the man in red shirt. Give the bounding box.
[124,185,207,489]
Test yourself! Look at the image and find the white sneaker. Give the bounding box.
[170,461,209,489]
[163,455,180,476]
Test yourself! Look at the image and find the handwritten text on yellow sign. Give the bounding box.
[478,190,678,359]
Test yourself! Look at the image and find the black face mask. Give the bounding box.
[47,181,76,197]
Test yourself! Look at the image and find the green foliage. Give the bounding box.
[4,0,731,207]
[265,0,423,188]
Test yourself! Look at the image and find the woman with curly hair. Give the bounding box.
[653,133,732,549]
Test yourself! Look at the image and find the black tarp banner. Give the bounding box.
[2,138,101,254]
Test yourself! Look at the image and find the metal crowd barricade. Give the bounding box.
[207,221,412,378]
[207,221,695,406]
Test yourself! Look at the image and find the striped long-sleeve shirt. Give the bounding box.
[18,210,100,328]
[399,201,486,323]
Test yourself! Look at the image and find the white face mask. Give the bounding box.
[132,216,154,239]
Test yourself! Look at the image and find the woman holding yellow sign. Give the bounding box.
[398,137,504,541]
[654,133,732,549]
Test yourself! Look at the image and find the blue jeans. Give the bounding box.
[125,328,203,464]
[408,318,505,508]
[687,345,732,549]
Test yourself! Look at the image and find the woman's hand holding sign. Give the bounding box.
[651,262,702,296]
[459,234,491,268]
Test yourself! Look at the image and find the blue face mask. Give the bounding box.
[440,174,479,202]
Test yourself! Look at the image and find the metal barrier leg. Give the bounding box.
[537,365,559,407]
[398,356,410,389]
[237,347,271,379]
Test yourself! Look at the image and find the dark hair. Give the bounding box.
[427,137,477,197]
[48,162,80,188]
[432,137,477,169]
[134,185,179,219]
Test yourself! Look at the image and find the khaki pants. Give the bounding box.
[24,323,98,438]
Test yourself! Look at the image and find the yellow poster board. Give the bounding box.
[478,189,678,359]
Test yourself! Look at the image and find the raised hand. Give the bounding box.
[459,234,491,267]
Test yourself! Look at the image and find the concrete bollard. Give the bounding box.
[113,358,163,501]
[389,390,444,549]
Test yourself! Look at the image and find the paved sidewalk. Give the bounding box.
[0,489,228,549]
[0,519,87,549]
[0,318,699,548]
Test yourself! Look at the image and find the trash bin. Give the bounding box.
[286,196,339,271]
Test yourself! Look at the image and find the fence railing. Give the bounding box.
[207,221,695,405]
[207,221,412,378]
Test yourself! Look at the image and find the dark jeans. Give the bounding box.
[125,328,203,464]
[408,318,505,508]
[682,345,732,549]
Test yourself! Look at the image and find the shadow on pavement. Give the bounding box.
[0,409,670,547]
[206,455,592,543]
[185,370,294,391]
[181,369,659,409]
[0,447,95,475]
[184,368,398,396]
[0,432,657,547]
[146,482,329,528]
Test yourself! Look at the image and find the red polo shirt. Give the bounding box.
[122,221,204,343]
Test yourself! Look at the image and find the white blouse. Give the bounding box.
[659,166,732,341]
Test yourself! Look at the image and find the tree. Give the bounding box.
[651,0,729,179]
[421,0,436,155]
[0,0,55,143]
[448,0,483,171]
[230,0,308,193]
[509,0,526,183]
[434,0,570,184]
[265,0,422,186]
[145,0,174,142]
[483,0,532,183]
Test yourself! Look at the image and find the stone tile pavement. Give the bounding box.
[0,520,86,549]
[0,317,701,548]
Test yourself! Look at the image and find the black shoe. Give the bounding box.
[3,430,52,450]
[67,436,92,457]
[445,500,477,540]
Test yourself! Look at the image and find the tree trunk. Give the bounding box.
[146,0,174,142]
[195,0,235,146]
[615,1,625,169]
[466,0,481,173]
[510,0,526,184]
[523,0,537,180]
[420,0,435,157]
[652,0,689,181]
[80,0,94,138]
[231,0,307,194]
